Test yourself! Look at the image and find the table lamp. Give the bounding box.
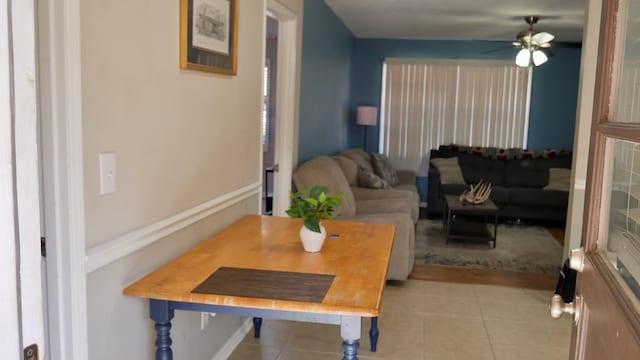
[356,106,378,150]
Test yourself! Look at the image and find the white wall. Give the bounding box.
[81,0,263,247]
[69,0,303,358]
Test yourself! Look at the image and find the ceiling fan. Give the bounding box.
[513,16,555,67]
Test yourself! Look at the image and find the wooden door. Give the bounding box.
[571,0,640,358]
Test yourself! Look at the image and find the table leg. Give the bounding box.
[340,315,361,360]
[150,300,175,360]
[493,213,498,248]
[369,317,378,352]
[253,317,263,338]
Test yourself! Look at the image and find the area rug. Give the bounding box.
[415,219,563,274]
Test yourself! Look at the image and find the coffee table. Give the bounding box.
[443,195,499,248]
[123,215,395,360]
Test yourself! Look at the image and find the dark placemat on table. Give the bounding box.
[192,267,335,303]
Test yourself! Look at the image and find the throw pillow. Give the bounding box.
[357,166,390,189]
[544,168,571,191]
[495,148,511,160]
[430,157,466,184]
[370,153,400,186]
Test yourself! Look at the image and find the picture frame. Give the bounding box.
[180,0,238,75]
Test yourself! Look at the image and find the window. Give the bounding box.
[380,59,532,172]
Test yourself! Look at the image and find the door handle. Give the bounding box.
[550,294,582,323]
[549,258,581,322]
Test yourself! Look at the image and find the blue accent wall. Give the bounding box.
[349,39,582,153]
[298,0,355,163]
[528,48,582,150]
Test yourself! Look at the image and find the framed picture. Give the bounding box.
[180,0,238,75]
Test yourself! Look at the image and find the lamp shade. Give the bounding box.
[532,50,548,66]
[356,106,378,126]
[515,49,531,67]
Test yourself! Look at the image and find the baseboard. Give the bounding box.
[211,317,253,360]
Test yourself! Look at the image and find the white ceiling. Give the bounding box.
[324,0,586,43]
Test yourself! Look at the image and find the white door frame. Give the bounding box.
[266,0,299,216]
[0,2,22,358]
[2,0,46,357]
[37,0,89,359]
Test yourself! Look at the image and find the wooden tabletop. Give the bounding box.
[123,215,395,317]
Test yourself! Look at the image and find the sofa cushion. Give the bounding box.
[332,155,359,186]
[292,156,357,217]
[545,168,571,191]
[371,153,400,186]
[358,166,390,189]
[539,154,573,169]
[489,186,510,205]
[456,153,505,186]
[340,149,374,172]
[430,157,465,184]
[510,187,569,207]
[504,158,548,188]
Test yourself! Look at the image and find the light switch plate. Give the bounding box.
[99,152,117,194]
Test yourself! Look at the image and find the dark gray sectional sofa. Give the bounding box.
[427,145,573,224]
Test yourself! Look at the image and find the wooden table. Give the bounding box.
[443,195,499,248]
[123,215,395,360]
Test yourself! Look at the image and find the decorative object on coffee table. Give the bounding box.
[459,180,492,205]
[286,185,343,252]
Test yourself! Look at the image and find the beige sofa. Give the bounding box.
[292,154,418,281]
[338,149,419,222]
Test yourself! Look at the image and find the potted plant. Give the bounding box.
[285,185,343,252]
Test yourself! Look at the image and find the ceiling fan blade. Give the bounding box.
[539,43,552,48]
[549,41,583,49]
[531,31,555,44]
[483,46,516,54]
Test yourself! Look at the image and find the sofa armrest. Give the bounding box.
[352,187,418,223]
[351,187,414,201]
[336,213,415,280]
[396,169,416,185]
[427,166,445,217]
[355,198,417,223]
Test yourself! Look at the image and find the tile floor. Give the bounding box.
[227,280,573,359]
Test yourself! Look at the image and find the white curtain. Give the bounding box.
[380,58,532,173]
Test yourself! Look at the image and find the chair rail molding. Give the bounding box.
[86,182,261,273]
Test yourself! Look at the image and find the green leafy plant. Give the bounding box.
[285,185,343,233]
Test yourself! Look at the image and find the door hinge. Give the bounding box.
[40,237,46,257]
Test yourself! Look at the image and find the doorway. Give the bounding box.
[263,1,299,217]
[262,16,278,215]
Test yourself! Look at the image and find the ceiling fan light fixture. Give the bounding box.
[532,50,548,66]
[515,48,531,67]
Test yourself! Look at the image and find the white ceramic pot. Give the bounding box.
[299,223,326,253]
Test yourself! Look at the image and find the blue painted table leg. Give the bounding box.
[150,300,175,360]
[340,315,361,360]
[369,317,378,352]
[253,317,262,338]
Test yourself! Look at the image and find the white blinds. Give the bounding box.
[380,59,532,173]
